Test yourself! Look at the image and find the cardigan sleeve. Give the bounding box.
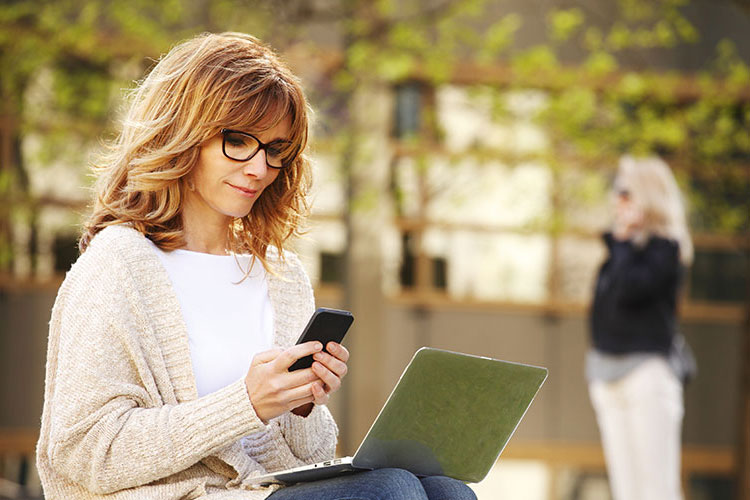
[276,404,339,461]
[45,251,268,494]
[240,405,338,473]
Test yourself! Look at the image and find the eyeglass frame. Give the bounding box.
[220,128,297,169]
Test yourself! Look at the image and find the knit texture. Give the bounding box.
[36,225,338,499]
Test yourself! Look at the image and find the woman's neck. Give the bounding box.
[180,210,231,255]
[181,231,230,255]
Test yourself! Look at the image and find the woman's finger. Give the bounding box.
[273,342,323,371]
[312,351,348,378]
[312,361,342,394]
[311,382,329,406]
[285,366,321,386]
[283,380,324,403]
[326,342,349,363]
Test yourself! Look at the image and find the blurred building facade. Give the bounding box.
[295,83,746,499]
[1,1,749,499]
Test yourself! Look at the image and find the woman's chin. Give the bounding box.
[222,202,256,220]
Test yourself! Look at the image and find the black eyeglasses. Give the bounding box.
[220,128,297,169]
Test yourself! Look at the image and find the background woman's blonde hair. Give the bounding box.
[615,155,693,266]
[80,32,312,270]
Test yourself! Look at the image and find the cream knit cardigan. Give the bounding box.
[36,225,338,499]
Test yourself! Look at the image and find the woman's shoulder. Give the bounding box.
[86,224,147,254]
[52,226,146,316]
[65,225,149,285]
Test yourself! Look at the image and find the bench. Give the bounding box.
[0,429,40,499]
[501,441,735,499]
[0,430,736,499]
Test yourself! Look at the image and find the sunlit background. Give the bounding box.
[1,1,749,499]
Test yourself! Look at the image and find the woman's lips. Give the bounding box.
[228,183,258,198]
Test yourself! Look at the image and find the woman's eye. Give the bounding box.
[226,135,247,147]
[268,141,293,157]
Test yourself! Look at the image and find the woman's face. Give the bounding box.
[614,184,631,212]
[183,116,290,229]
[612,175,644,235]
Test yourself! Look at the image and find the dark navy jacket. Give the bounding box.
[590,233,682,355]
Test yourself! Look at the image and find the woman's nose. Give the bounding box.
[242,150,269,178]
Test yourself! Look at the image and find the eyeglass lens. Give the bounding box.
[223,130,287,168]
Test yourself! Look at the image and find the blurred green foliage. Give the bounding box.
[0,0,748,274]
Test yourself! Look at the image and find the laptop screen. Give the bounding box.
[351,347,548,483]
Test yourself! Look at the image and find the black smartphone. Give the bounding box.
[288,308,354,372]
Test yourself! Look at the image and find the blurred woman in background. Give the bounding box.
[587,155,694,500]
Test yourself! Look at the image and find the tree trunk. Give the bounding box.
[737,246,750,500]
[0,100,25,274]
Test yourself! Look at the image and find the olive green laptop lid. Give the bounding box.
[351,347,548,483]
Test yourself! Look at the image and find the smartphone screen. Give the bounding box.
[288,308,354,371]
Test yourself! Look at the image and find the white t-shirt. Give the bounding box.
[148,240,274,397]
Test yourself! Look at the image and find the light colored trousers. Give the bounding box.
[589,357,684,500]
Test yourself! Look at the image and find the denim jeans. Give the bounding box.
[266,468,478,500]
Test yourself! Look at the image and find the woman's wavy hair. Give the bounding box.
[80,32,312,271]
[615,155,693,266]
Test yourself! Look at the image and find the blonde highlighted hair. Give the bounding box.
[80,32,312,270]
[615,155,693,266]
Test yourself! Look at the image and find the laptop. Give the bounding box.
[253,347,548,485]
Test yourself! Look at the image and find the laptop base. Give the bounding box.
[256,457,365,485]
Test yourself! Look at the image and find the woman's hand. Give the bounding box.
[291,341,350,417]
[245,342,325,423]
[244,341,350,422]
[614,199,644,241]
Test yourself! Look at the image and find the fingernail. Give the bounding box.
[315,342,323,350]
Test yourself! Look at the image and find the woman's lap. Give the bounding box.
[420,475,477,500]
[266,468,477,500]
